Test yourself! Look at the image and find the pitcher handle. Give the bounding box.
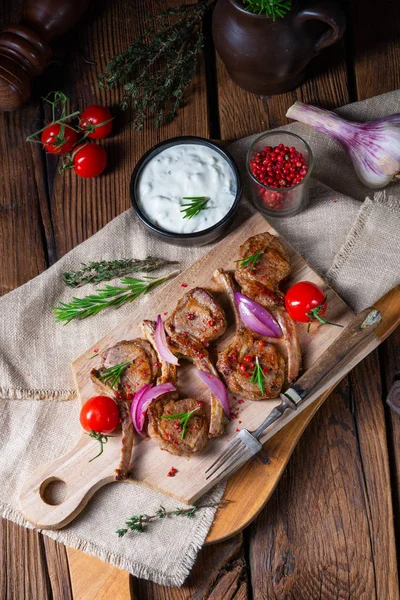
[294,0,346,52]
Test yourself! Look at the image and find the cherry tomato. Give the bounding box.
[285,281,327,323]
[41,122,78,154]
[80,395,120,434]
[73,143,107,178]
[80,105,113,139]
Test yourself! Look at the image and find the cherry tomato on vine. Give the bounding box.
[41,122,78,154]
[80,395,120,434]
[80,105,113,139]
[285,281,343,331]
[72,143,108,178]
[285,281,326,323]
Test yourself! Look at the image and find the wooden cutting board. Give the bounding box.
[19,213,355,530]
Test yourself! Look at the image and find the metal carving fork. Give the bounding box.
[205,307,381,482]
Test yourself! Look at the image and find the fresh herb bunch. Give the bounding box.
[161,407,201,439]
[62,257,178,287]
[180,197,210,220]
[243,0,292,20]
[98,1,211,129]
[116,502,223,536]
[98,361,131,389]
[53,272,178,324]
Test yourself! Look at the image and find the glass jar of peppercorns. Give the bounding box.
[246,132,313,217]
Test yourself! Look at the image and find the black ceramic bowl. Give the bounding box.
[130,136,242,246]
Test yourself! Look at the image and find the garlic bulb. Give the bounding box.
[286,101,400,189]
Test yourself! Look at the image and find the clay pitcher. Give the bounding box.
[212,0,346,95]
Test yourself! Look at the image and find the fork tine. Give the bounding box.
[205,438,242,475]
[206,446,252,481]
[205,440,246,479]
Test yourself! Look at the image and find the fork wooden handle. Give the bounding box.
[290,307,381,402]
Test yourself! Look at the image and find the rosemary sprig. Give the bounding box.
[86,430,113,462]
[234,251,262,271]
[243,0,292,20]
[62,257,179,287]
[250,356,268,394]
[98,361,131,389]
[180,197,210,220]
[161,407,200,439]
[53,272,178,324]
[98,2,210,129]
[116,502,223,536]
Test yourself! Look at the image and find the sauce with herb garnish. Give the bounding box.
[137,144,237,233]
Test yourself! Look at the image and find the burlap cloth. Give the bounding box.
[1,91,399,587]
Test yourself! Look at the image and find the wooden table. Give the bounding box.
[1,1,399,598]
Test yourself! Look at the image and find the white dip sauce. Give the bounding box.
[137,143,237,233]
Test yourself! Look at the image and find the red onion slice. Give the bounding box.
[196,370,231,418]
[234,291,282,338]
[155,315,179,365]
[130,382,176,436]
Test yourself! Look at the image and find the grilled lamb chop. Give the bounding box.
[91,339,160,479]
[165,287,227,344]
[234,232,301,382]
[214,269,285,400]
[140,320,209,455]
[169,332,228,438]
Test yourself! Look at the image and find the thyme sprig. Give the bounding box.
[98,361,131,390]
[62,257,179,287]
[250,356,268,394]
[116,501,223,536]
[235,251,262,271]
[243,0,292,20]
[86,430,113,462]
[161,407,201,439]
[98,1,210,129]
[53,272,178,324]
[180,197,210,220]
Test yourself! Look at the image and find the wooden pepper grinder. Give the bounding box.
[0,0,90,111]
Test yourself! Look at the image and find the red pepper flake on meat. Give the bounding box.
[207,319,215,327]
[238,420,242,424]
[187,312,196,321]
[126,393,133,400]
[181,283,188,288]
[236,428,240,432]
[238,399,244,404]
[163,311,168,315]
[197,401,204,407]
[197,352,204,359]
[167,466,178,477]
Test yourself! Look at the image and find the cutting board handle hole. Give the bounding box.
[40,477,68,506]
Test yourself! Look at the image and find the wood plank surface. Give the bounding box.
[0,1,73,598]
[47,0,210,260]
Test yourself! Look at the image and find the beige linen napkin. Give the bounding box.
[1,91,400,587]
